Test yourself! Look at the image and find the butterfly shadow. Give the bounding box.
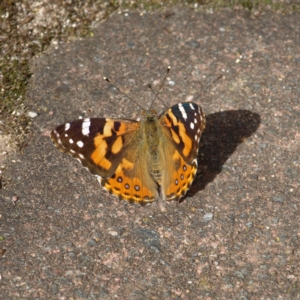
[181,109,261,203]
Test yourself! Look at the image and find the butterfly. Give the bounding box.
[51,81,206,204]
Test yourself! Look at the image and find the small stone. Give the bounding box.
[234,271,245,279]
[87,239,98,247]
[135,228,161,252]
[272,195,284,203]
[203,213,213,222]
[27,111,38,118]
[246,221,253,228]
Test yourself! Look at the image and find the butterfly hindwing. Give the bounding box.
[161,149,198,201]
[100,148,159,203]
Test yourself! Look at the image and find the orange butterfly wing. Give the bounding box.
[51,117,159,203]
[158,103,206,201]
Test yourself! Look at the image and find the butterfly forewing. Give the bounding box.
[159,102,206,163]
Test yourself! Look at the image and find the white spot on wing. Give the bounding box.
[189,103,195,110]
[192,158,198,166]
[53,131,63,145]
[65,123,70,131]
[82,118,91,136]
[178,103,187,120]
[194,118,197,124]
[79,153,84,159]
[77,141,84,148]
[69,138,74,144]
[190,122,194,129]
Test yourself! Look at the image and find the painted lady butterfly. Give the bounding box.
[51,79,206,204]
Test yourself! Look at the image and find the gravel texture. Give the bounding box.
[1,8,300,299]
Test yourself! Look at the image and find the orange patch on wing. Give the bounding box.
[170,128,180,144]
[102,119,131,136]
[109,119,140,136]
[91,135,112,170]
[103,119,114,136]
[111,136,123,154]
[117,122,131,134]
[121,158,134,170]
[178,122,192,157]
[167,110,178,126]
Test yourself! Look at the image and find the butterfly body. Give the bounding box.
[51,102,206,204]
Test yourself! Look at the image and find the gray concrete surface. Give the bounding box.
[1,9,300,299]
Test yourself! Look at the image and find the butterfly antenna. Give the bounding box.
[147,84,169,110]
[149,66,171,110]
[103,77,145,111]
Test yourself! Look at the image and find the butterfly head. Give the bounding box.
[141,109,158,116]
